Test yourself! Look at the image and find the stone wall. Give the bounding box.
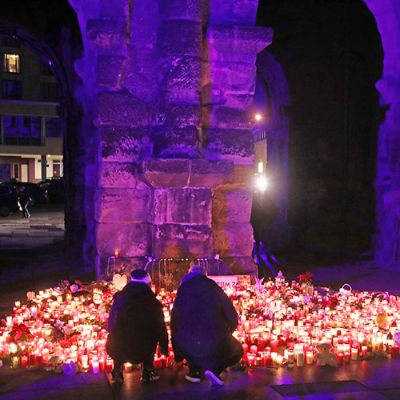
[70,0,272,276]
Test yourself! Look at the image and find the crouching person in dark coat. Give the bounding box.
[106,269,169,384]
[171,264,243,386]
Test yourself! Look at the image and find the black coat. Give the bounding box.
[106,282,168,362]
[171,273,238,361]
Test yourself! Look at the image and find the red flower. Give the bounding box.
[298,272,313,283]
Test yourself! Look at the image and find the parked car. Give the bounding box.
[0,181,47,205]
[0,185,18,217]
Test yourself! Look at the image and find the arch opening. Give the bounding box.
[257,0,383,257]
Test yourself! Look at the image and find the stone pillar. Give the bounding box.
[203,1,273,273]
[73,0,274,278]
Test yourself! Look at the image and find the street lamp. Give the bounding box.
[255,173,269,192]
[254,113,263,122]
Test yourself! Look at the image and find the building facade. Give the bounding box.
[0,36,63,183]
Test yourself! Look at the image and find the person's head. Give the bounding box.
[188,264,207,276]
[130,269,152,286]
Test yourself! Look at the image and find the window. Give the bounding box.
[3,115,41,145]
[2,80,22,99]
[3,54,20,73]
[41,82,60,101]
[52,160,63,178]
[46,117,62,138]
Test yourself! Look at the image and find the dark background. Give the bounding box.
[256,0,384,254]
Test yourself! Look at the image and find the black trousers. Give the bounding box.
[186,336,243,375]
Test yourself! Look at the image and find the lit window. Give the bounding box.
[3,54,20,73]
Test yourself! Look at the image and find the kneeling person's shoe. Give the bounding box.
[141,369,160,383]
[185,369,201,383]
[205,370,223,386]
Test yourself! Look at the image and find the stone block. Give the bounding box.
[206,127,254,163]
[209,63,256,98]
[187,159,234,187]
[159,0,203,21]
[97,222,153,257]
[212,188,252,224]
[97,188,152,223]
[158,20,201,57]
[102,127,153,162]
[154,188,211,225]
[222,256,257,275]
[97,92,152,127]
[164,56,201,105]
[99,0,128,18]
[152,127,198,158]
[213,222,253,257]
[153,224,213,258]
[223,164,260,189]
[208,109,252,130]
[164,105,201,128]
[207,26,273,55]
[86,18,127,55]
[124,52,160,102]
[100,162,139,188]
[210,0,258,25]
[223,94,254,109]
[142,159,190,188]
[97,56,125,88]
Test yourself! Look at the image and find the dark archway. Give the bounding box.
[253,50,290,249]
[257,0,383,255]
[0,2,92,271]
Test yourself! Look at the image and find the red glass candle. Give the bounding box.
[20,355,28,368]
[391,345,399,358]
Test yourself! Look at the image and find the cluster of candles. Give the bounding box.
[229,275,400,367]
[0,273,400,374]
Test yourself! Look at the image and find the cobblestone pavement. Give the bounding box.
[0,205,64,250]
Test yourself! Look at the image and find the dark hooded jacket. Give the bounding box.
[106,281,168,362]
[171,272,238,361]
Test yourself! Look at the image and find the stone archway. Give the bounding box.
[0,18,89,260]
[363,0,400,269]
[254,49,290,249]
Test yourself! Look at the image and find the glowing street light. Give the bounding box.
[254,113,263,122]
[255,174,269,192]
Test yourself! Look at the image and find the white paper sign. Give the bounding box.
[209,275,250,290]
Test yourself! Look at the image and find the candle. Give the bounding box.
[20,355,28,368]
[351,347,358,361]
[106,358,114,372]
[92,358,100,374]
[296,352,304,367]
[123,362,133,373]
[391,345,399,358]
[275,354,283,366]
[81,354,89,370]
[306,351,314,364]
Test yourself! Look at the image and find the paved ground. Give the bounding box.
[0,204,64,250]
[1,211,400,399]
